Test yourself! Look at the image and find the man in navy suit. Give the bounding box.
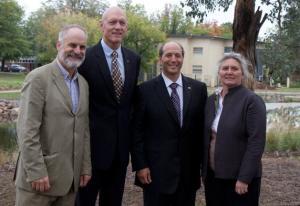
[131,41,207,206]
[76,6,141,206]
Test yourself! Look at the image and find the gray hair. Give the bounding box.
[218,52,249,78]
[58,24,88,43]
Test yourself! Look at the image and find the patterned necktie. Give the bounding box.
[170,83,181,125]
[111,50,123,102]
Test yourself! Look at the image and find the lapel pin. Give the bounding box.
[188,86,191,90]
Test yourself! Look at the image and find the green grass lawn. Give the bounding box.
[276,87,300,92]
[0,92,20,100]
[0,72,25,90]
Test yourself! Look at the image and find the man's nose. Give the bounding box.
[170,55,177,61]
[74,46,82,53]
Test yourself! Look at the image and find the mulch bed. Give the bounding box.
[1,154,299,206]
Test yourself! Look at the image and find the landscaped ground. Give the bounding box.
[1,153,299,206]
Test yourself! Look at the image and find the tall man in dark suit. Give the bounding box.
[76,6,141,206]
[131,41,207,206]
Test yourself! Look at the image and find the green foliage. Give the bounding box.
[282,1,300,75]
[154,4,193,35]
[0,123,17,153]
[121,4,166,72]
[24,1,165,71]
[180,0,234,22]
[0,92,20,100]
[261,34,295,84]
[0,72,25,90]
[26,11,100,64]
[44,0,110,17]
[0,0,29,67]
[266,129,300,152]
[261,0,300,84]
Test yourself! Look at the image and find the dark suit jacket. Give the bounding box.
[78,40,141,170]
[131,75,207,194]
[202,85,266,184]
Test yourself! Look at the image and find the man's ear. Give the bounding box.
[56,41,61,51]
[99,20,103,32]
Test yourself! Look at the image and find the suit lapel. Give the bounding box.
[96,42,118,102]
[155,75,180,126]
[75,75,85,115]
[120,47,132,103]
[182,76,192,127]
[51,61,73,112]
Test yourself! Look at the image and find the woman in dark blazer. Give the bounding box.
[202,52,266,206]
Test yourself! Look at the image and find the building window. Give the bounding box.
[224,47,232,53]
[192,65,202,74]
[192,65,202,80]
[193,47,203,54]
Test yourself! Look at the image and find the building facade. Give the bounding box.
[161,35,233,87]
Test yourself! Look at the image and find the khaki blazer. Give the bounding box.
[15,60,91,196]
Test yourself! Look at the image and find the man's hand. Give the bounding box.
[235,180,248,195]
[80,175,91,187]
[31,176,50,192]
[137,168,152,184]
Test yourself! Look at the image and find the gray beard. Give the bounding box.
[58,52,85,70]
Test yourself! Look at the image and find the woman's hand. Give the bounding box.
[235,180,248,195]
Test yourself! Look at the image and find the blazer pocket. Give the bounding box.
[43,153,59,179]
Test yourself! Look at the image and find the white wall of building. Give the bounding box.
[163,35,233,87]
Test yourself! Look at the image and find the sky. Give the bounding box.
[17,0,274,37]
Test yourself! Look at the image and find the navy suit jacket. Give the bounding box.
[131,75,207,194]
[78,40,141,170]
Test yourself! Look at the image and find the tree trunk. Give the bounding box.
[1,58,5,71]
[232,0,267,90]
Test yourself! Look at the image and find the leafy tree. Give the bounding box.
[190,21,232,38]
[261,0,300,84]
[0,0,29,70]
[25,1,165,72]
[261,34,294,84]
[44,0,109,17]
[282,0,300,75]
[220,22,233,39]
[180,0,233,22]
[121,4,166,71]
[261,0,289,32]
[152,4,193,35]
[27,11,100,64]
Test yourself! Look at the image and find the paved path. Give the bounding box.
[0,90,20,93]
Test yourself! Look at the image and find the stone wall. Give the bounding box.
[0,100,18,123]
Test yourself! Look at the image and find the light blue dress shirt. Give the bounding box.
[57,59,79,113]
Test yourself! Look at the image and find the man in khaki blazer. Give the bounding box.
[15,24,91,206]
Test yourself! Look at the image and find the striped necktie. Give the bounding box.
[170,83,181,125]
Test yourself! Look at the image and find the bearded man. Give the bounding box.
[14,24,91,206]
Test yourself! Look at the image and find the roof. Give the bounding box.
[167,34,232,41]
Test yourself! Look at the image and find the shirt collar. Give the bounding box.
[161,72,183,88]
[101,39,122,58]
[56,59,78,81]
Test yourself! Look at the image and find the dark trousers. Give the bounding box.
[204,169,261,206]
[143,177,196,206]
[76,156,127,206]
